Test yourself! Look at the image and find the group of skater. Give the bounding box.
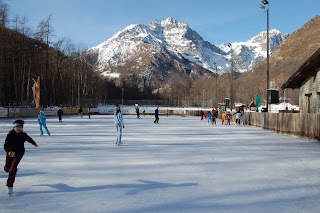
[5,104,232,195]
[200,108,247,126]
[200,109,218,125]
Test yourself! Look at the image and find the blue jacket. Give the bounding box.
[207,113,212,121]
[38,113,47,124]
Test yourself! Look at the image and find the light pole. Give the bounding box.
[202,89,205,108]
[228,43,234,111]
[122,88,124,107]
[260,0,270,112]
[213,62,218,107]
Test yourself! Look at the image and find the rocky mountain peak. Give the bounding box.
[88,16,287,82]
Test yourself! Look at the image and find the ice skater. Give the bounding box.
[154,107,159,124]
[3,120,38,194]
[38,111,50,136]
[226,112,232,125]
[235,108,241,125]
[207,111,212,125]
[78,106,83,118]
[221,111,226,125]
[212,108,217,125]
[135,105,140,118]
[114,104,124,145]
[57,108,64,122]
[200,110,205,121]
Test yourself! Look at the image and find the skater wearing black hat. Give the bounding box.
[3,120,38,194]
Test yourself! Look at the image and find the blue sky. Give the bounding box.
[9,0,320,48]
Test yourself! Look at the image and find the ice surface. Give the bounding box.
[1,115,320,213]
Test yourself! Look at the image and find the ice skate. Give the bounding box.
[7,187,13,194]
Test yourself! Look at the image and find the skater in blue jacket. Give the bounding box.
[38,111,50,136]
[207,111,212,125]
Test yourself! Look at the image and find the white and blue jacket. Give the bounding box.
[114,111,124,125]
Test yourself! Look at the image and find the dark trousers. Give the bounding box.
[4,154,23,187]
[58,115,62,122]
[154,116,159,123]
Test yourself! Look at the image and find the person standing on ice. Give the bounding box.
[135,104,140,118]
[114,104,124,145]
[211,108,217,125]
[200,110,205,121]
[221,111,226,125]
[226,111,232,125]
[154,106,159,124]
[57,108,64,122]
[38,111,50,136]
[78,106,83,118]
[207,111,212,125]
[235,108,241,125]
[3,120,38,194]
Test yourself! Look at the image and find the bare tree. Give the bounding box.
[34,15,54,107]
[0,0,9,28]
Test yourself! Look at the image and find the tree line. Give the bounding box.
[0,1,158,108]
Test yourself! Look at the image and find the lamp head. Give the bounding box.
[262,0,269,5]
[259,4,265,9]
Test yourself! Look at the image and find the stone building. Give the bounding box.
[281,48,320,113]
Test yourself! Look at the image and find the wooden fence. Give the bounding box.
[246,112,320,140]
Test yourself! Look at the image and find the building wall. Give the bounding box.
[299,67,320,113]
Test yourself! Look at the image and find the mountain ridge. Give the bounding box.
[87,17,288,84]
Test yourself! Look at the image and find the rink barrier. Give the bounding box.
[0,107,92,118]
[246,112,320,140]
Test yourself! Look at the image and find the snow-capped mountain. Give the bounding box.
[219,29,288,72]
[87,17,288,81]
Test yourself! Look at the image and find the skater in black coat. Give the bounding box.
[57,108,64,122]
[154,107,159,124]
[3,120,38,194]
[78,106,83,117]
[135,106,140,118]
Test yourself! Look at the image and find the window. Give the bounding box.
[317,92,320,113]
[305,93,312,113]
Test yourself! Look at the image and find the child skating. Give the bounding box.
[3,120,38,194]
[38,111,50,136]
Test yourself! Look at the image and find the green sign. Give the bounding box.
[255,96,261,112]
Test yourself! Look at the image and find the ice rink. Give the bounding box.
[1,114,320,213]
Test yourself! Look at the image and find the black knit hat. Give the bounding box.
[13,120,24,128]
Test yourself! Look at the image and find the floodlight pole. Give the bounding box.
[260,0,270,112]
[228,43,234,111]
[213,62,218,107]
[266,4,270,112]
